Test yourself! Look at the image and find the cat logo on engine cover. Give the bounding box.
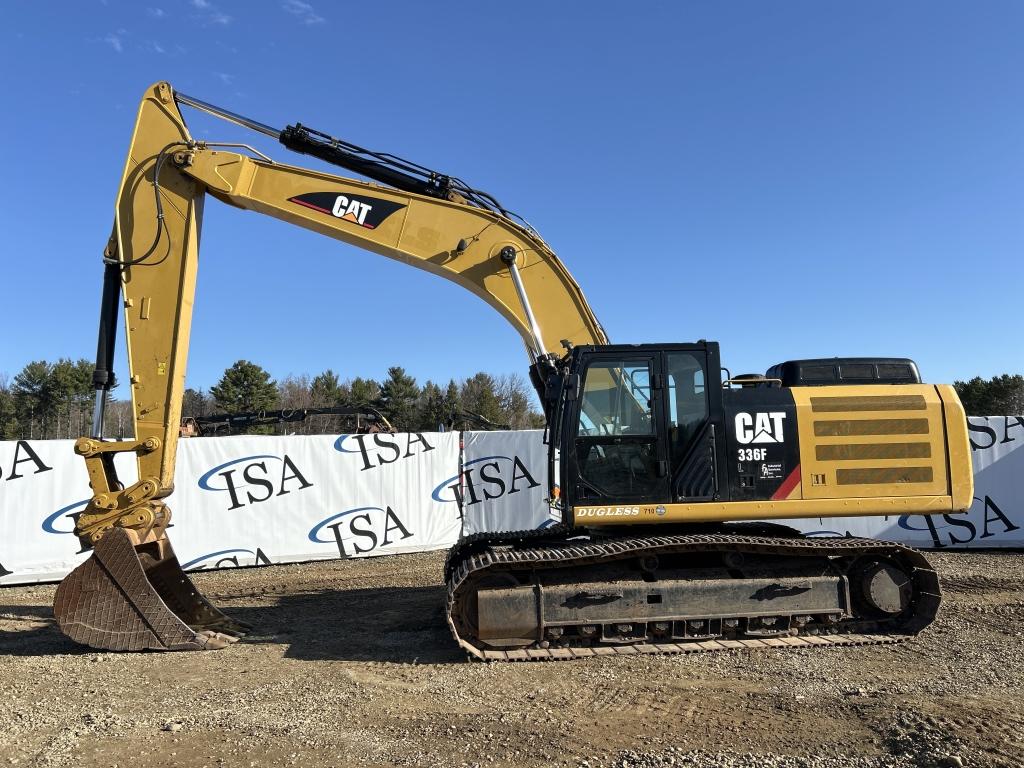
[735,412,787,444]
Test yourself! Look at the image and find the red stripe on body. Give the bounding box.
[289,197,375,228]
[771,464,801,500]
[289,197,331,214]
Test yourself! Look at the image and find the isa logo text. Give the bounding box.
[198,454,313,511]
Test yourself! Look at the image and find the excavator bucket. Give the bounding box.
[54,529,249,651]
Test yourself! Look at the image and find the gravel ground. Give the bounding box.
[1,550,1022,768]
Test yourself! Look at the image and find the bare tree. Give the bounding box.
[494,373,544,429]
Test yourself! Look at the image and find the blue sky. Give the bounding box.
[1,1,1021,396]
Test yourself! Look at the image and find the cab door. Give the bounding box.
[568,353,670,504]
[663,349,717,502]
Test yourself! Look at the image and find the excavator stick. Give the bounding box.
[50,81,244,652]
[54,528,248,651]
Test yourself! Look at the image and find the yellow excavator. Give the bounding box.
[54,82,973,660]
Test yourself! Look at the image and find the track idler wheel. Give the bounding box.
[848,557,916,621]
[858,560,912,615]
[53,528,250,652]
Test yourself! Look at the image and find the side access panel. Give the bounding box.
[790,385,952,500]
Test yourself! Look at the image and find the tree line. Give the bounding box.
[0,359,118,441]
[0,358,545,440]
[953,374,1024,419]
[188,360,545,434]
[2,359,1020,441]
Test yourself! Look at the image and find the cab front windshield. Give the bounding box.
[574,359,659,499]
[577,362,652,436]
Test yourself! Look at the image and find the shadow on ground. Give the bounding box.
[251,584,464,664]
[0,584,465,664]
[0,604,87,656]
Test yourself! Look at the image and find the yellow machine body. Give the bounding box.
[54,82,973,656]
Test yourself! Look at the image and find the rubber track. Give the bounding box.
[444,531,940,662]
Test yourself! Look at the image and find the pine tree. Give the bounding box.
[442,379,461,429]
[347,377,381,409]
[377,366,420,431]
[47,359,95,438]
[0,376,18,440]
[415,380,446,431]
[954,374,1024,416]
[311,369,345,406]
[7,358,97,438]
[12,360,51,436]
[0,357,557,438]
[460,372,504,427]
[48,359,94,406]
[210,360,279,414]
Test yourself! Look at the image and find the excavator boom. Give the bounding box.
[55,81,605,650]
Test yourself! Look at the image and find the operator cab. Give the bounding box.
[556,343,723,510]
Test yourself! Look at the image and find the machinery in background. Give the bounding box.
[179,406,393,437]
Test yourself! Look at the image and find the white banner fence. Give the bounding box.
[1,417,1021,586]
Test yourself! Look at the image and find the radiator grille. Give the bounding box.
[810,395,926,412]
[836,467,934,485]
[795,386,946,500]
[814,418,929,436]
[816,442,932,461]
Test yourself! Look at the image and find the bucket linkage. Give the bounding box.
[55,434,249,652]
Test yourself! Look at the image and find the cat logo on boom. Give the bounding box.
[735,412,786,444]
[331,195,372,226]
[287,191,406,230]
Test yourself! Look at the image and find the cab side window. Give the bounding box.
[666,353,708,472]
[577,362,652,436]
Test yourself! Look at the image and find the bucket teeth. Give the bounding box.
[53,528,244,652]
